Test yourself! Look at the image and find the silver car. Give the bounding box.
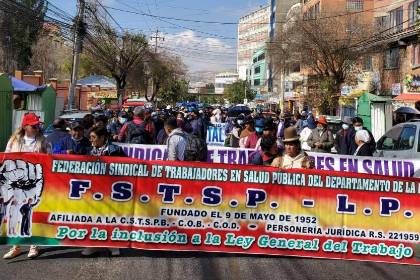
[375,120,420,159]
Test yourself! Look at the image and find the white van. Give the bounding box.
[375,120,420,159]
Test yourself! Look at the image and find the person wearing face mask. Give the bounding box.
[245,118,264,149]
[351,117,376,154]
[108,111,128,141]
[68,122,91,155]
[334,116,357,155]
[255,118,279,151]
[272,127,314,169]
[307,116,334,153]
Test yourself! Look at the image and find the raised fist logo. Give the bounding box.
[0,160,44,237]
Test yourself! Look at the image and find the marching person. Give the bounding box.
[272,127,314,169]
[108,111,128,141]
[351,117,376,154]
[81,126,125,257]
[93,114,109,129]
[249,135,279,166]
[68,122,91,155]
[46,118,73,154]
[118,107,151,144]
[164,118,187,161]
[293,113,304,134]
[3,112,48,259]
[354,130,373,157]
[189,109,207,141]
[255,118,277,150]
[245,118,264,149]
[307,116,334,153]
[335,116,356,155]
[89,127,126,157]
[239,116,255,148]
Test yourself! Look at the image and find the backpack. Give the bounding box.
[126,121,151,144]
[172,132,208,162]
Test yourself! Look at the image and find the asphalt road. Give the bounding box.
[0,246,419,280]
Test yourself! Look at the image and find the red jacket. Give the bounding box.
[245,132,260,149]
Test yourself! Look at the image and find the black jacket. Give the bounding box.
[335,128,357,155]
[355,143,373,157]
[349,127,376,155]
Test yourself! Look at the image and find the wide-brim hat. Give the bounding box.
[283,127,300,143]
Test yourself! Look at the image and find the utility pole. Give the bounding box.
[68,0,86,111]
[149,29,164,102]
[151,29,164,54]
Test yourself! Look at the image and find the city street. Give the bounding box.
[0,246,419,280]
[2,0,420,278]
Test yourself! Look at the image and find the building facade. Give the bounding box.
[249,48,269,96]
[237,5,271,81]
[268,0,301,106]
[366,0,420,111]
[215,72,239,95]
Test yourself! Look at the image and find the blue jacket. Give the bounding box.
[46,129,73,154]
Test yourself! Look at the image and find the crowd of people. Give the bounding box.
[1,106,377,259]
[6,106,377,163]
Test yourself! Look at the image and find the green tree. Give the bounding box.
[225,80,254,104]
[83,4,148,104]
[159,79,190,105]
[0,0,46,72]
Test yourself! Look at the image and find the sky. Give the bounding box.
[48,0,269,74]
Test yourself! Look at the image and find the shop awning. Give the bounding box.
[393,94,420,102]
[11,76,46,92]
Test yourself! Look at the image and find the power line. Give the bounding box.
[93,0,124,32]
[102,0,410,26]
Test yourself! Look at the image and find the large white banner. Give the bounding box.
[115,143,420,177]
[117,143,255,165]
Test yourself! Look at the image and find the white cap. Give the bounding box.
[166,105,172,110]
[356,130,370,143]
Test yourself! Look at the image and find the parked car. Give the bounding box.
[375,120,420,159]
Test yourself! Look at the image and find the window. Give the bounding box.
[389,7,403,33]
[291,63,300,73]
[314,2,320,17]
[362,55,372,71]
[409,0,420,27]
[397,126,417,150]
[254,79,260,86]
[375,16,390,34]
[347,0,363,11]
[384,48,400,69]
[253,57,258,63]
[377,127,402,150]
[254,66,261,74]
[413,44,420,66]
[257,53,265,61]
